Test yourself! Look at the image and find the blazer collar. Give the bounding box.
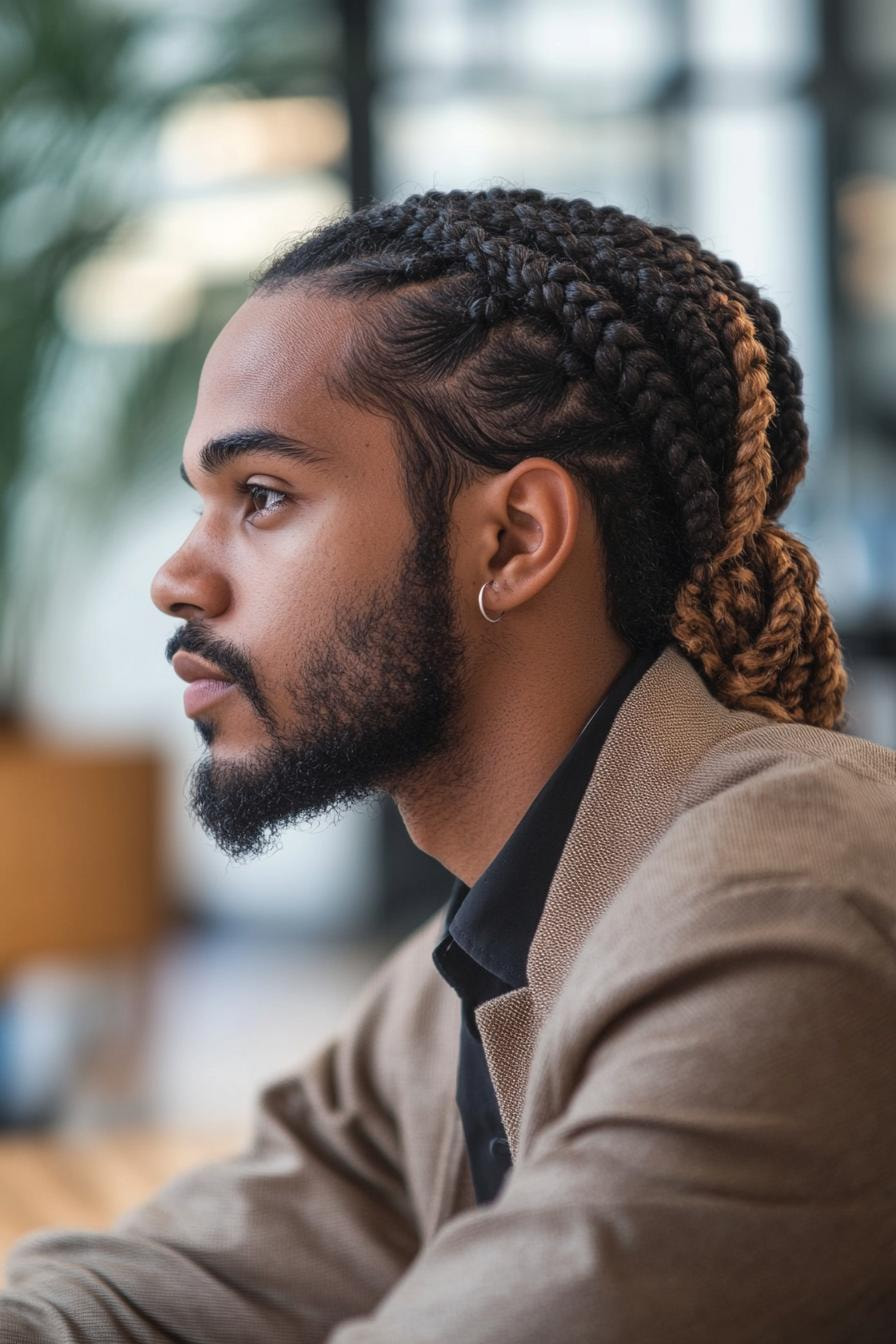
[474,642,764,1155]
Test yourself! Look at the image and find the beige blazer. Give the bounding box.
[3,643,896,1343]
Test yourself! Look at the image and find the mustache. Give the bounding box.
[165,623,270,725]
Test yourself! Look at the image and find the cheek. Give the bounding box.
[239,568,325,680]
[234,494,409,645]
[232,527,352,672]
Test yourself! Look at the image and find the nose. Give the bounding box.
[151,538,230,621]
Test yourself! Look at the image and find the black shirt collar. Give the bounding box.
[435,641,666,1001]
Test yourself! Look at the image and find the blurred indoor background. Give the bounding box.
[1,0,895,1250]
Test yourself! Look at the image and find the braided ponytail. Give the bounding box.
[257,188,848,730]
[671,292,847,727]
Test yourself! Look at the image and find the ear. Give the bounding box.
[476,458,581,619]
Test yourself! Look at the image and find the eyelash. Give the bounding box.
[239,482,288,520]
[192,483,288,522]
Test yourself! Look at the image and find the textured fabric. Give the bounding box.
[3,642,896,1343]
[432,641,665,1204]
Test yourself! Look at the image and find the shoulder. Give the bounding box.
[550,717,896,1046]
[683,714,896,799]
[542,725,896,1118]
[532,680,896,1154]
[560,717,896,1016]
[652,717,896,908]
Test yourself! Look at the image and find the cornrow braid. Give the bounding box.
[257,187,848,731]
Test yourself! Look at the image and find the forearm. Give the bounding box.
[0,1077,416,1344]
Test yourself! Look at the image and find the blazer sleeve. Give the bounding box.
[329,878,896,1344]
[0,912,450,1344]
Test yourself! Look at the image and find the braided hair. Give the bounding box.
[257,187,848,731]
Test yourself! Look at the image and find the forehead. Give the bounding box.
[189,283,361,453]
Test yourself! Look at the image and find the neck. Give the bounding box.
[394,622,634,886]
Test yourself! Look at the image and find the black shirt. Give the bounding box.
[431,641,666,1203]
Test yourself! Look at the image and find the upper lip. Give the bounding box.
[172,652,234,685]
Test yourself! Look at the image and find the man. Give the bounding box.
[3,187,895,1342]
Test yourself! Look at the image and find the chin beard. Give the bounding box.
[186,516,468,861]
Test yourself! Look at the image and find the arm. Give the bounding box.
[330,880,896,1344]
[0,912,452,1344]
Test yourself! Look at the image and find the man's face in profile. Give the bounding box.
[151,284,469,859]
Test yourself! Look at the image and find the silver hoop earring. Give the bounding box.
[478,582,503,624]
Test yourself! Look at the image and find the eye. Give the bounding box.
[242,482,288,521]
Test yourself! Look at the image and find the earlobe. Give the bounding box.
[477,580,504,624]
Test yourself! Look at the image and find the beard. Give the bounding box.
[166,513,468,861]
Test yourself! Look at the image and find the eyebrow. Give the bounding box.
[179,428,331,488]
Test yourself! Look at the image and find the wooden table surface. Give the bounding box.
[0,1129,243,1275]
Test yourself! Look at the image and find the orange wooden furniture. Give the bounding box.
[0,739,164,973]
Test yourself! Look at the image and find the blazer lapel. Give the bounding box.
[476,644,764,1157]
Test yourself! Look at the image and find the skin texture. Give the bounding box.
[151,284,633,885]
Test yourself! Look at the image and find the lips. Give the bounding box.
[172,651,230,684]
[171,651,236,718]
